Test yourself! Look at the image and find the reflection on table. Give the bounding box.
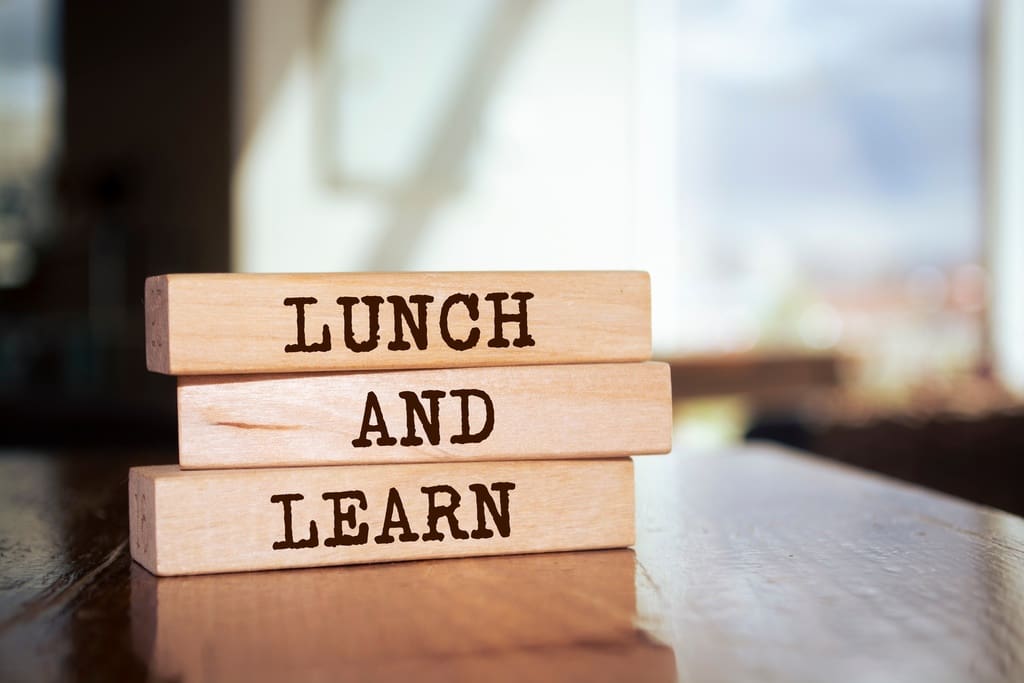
[130,549,676,683]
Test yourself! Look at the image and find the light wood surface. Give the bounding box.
[634,447,1024,682]
[129,458,634,575]
[145,271,651,375]
[5,445,1024,682]
[177,362,671,468]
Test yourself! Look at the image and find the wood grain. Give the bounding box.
[177,362,671,468]
[131,550,675,682]
[129,459,634,576]
[145,271,651,375]
[7,445,1024,682]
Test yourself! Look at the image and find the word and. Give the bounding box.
[270,481,516,549]
[353,389,494,448]
[283,292,535,353]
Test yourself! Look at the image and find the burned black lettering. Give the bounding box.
[322,490,369,546]
[271,493,319,549]
[420,484,471,541]
[352,391,399,447]
[373,487,421,544]
[283,297,331,353]
[449,389,495,444]
[485,291,535,348]
[469,482,516,539]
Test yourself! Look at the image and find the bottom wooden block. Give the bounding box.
[129,459,634,575]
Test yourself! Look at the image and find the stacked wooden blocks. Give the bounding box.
[130,272,672,575]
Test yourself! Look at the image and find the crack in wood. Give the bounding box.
[212,421,300,431]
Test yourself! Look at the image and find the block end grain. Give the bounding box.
[651,361,674,454]
[637,271,653,359]
[129,467,159,575]
[623,458,637,547]
[145,275,171,374]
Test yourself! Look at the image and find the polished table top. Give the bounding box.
[1,444,1022,682]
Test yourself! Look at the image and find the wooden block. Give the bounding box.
[130,550,674,682]
[177,362,671,468]
[145,271,651,374]
[130,459,634,576]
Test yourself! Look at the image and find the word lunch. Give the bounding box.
[284,292,534,354]
[145,272,651,374]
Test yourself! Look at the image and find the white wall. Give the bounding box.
[233,0,682,351]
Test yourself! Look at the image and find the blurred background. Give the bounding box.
[1,0,1022,512]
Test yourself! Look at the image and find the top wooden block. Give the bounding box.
[145,272,651,375]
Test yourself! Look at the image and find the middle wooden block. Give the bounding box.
[178,361,671,469]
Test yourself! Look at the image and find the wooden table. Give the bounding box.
[1,445,1022,682]
[663,352,840,400]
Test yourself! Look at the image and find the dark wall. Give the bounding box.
[0,1,232,447]
[62,0,231,276]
